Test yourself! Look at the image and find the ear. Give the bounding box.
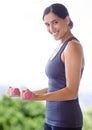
[65,16,70,25]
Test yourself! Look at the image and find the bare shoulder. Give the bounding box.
[61,39,84,66]
[64,39,83,55]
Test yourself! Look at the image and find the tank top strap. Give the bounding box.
[60,36,78,52]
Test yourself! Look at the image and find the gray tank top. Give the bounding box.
[45,37,83,128]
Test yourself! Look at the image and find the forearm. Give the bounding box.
[34,87,78,101]
[33,88,48,95]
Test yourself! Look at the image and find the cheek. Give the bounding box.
[63,26,68,33]
[47,28,51,34]
[61,24,68,34]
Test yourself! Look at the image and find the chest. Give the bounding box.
[45,48,65,79]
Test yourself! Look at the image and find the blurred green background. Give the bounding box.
[0,96,45,130]
[0,96,92,130]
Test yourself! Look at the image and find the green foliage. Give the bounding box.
[0,96,45,130]
[1,96,92,130]
[83,108,92,130]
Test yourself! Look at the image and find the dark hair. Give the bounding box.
[42,3,73,29]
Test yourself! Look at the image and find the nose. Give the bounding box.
[49,24,55,33]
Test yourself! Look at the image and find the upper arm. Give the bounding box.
[62,41,83,97]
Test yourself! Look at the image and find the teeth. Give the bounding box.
[52,32,58,36]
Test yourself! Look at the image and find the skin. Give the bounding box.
[8,12,85,101]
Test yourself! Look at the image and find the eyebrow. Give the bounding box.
[44,19,58,25]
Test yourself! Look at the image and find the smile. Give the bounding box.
[52,32,59,36]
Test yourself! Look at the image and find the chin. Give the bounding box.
[54,37,60,41]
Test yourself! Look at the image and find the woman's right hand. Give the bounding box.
[8,86,21,97]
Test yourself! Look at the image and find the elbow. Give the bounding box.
[71,93,78,99]
[67,87,78,100]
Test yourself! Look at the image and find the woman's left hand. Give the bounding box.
[21,89,36,100]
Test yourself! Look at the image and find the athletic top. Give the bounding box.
[45,37,83,128]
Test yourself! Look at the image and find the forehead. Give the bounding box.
[44,12,61,23]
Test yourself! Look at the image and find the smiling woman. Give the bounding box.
[7,2,85,130]
[0,0,92,91]
[0,0,92,122]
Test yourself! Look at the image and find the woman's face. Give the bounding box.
[44,12,70,42]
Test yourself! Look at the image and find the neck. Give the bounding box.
[60,31,73,44]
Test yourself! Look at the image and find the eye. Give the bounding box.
[52,20,58,25]
[45,22,49,27]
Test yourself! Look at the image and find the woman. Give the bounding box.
[8,3,85,130]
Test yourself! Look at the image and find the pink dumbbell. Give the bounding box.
[12,88,20,96]
[22,89,32,100]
